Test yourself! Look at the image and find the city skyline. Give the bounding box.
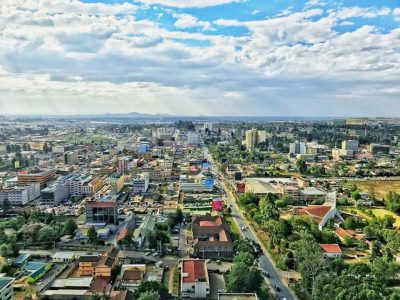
[0,0,399,116]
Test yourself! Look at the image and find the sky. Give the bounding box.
[0,0,399,117]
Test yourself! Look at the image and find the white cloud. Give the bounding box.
[394,8,400,22]
[336,6,391,19]
[0,0,399,116]
[173,13,213,31]
[137,0,243,8]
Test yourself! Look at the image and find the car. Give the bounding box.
[205,259,211,263]
[152,252,159,257]
[218,289,226,293]
[275,285,281,292]
[145,252,151,256]
[262,271,270,278]
[216,260,221,265]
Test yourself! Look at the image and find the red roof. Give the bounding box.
[182,260,206,283]
[298,205,331,225]
[320,244,342,254]
[199,221,217,227]
[90,276,111,293]
[87,201,117,208]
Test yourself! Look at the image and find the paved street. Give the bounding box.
[204,147,297,300]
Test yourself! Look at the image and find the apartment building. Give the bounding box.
[0,183,40,206]
[41,180,70,206]
[132,173,149,195]
[86,201,118,225]
[0,277,14,300]
[78,247,119,277]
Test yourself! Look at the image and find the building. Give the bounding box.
[179,175,214,193]
[0,183,40,206]
[332,148,354,160]
[320,244,342,258]
[0,277,14,300]
[289,141,306,155]
[86,201,118,225]
[191,215,233,257]
[17,169,56,188]
[132,173,149,195]
[67,172,93,198]
[118,156,132,173]
[41,180,70,206]
[295,204,342,230]
[369,144,390,155]
[52,145,65,153]
[119,264,146,290]
[342,140,359,153]
[52,252,75,263]
[187,131,200,145]
[203,122,213,131]
[245,130,256,149]
[180,259,210,299]
[64,151,79,165]
[299,187,327,203]
[78,247,119,277]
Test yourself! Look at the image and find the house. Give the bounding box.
[180,259,210,299]
[320,244,342,258]
[0,277,14,300]
[78,247,120,277]
[53,252,75,263]
[119,264,146,290]
[191,215,233,257]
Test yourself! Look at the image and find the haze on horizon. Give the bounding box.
[0,0,399,117]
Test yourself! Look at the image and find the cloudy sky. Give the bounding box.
[0,0,399,116]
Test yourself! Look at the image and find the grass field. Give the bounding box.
[342,206,400,227]
[347,180,400,200]
[371,208,400,227]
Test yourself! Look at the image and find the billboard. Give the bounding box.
[204,178,214,189]
[236,183,245,193]
[212,198,223,211]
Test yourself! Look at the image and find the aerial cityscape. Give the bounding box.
[1,0,400,300]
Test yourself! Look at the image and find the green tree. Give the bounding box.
[260,195,279,221]
[63,219,78,236]
[38,226,57,243]
[87,226,98,245]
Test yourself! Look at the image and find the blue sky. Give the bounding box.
[0,0,399,116]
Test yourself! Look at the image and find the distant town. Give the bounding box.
[0,116,399,300]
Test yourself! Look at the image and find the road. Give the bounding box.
[204,147,297,300]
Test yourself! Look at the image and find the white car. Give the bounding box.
[218,289,226,293]
[152,252,159,257]
[205,259,211,263]
[145,252,151,256]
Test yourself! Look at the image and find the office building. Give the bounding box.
[369,144,391,155]
[245,129,267,150]
[41,180,70,206]
[86,201,118,225]
[289,141,306,155]
[203,122,213,131]
[0,183,40,206]
[132,173,149,195]
[64,151,79,165]
[342,140,359,153]
[187,131,200,145]
[118,156,132,174]
[17,169,56,188]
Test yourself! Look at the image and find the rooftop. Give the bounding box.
[182,259,207,283]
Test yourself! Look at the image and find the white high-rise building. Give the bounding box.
[187,131,200,145]
[289,141,306,155]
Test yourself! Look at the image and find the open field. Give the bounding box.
[347,180,400,200]
[341,206,400,227]
[372,208,400,227]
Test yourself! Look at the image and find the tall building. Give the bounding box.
[132,173,149,195]
[187,131,200,145]
[118,156,131,173]
[245,129,266,150]
[64,151,79,165]
[289,141,306,155]
[41,180,70,206]
[245,129,257,150]
[203,122,213,131]
[342,140,359,153]
[86,201,118,225]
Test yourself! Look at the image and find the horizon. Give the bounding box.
[0,0,399,116]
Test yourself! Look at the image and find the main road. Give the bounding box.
[204,146,297,300]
